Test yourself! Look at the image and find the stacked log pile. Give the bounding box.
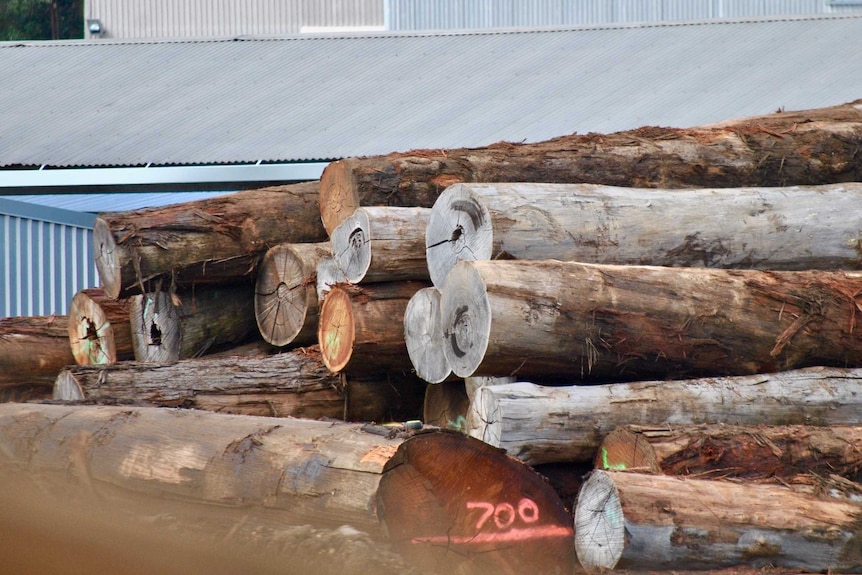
[3,99,862,573]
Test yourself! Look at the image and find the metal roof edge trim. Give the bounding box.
[0,197,97,228]
[0,163,328,188]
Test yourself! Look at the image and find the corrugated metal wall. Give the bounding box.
[388,0,860,29]
[85,0,383,38]
[1,201,98,319]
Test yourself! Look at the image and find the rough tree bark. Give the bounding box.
[403,287,452,384]
[425,182,862,289]
[255,242,330,347]
[94,181,326,299]
[318,282,428,375]
[53,348,345,419]
[0,315,74,389]
[0,403,574,575]
[574,469,862,572]
[68,288,134,365]
[465,367,862,466]
[597,424,862,481]
[330,207,431,284]
[440,259,862,381]
[130,284,258,362]
[319,100,862,234]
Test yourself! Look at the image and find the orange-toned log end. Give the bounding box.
[378,431,575,575]
[594,428,660,473]
[317,286,355,373]
[319,160,359,236]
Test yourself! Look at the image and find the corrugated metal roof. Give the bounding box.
[2,15,862,168]
[0,192,234,213]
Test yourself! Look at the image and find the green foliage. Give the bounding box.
[0,0,83,41]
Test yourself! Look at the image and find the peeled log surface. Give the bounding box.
[68,288,133,365]
[425,182,862,289]
[0,315,74,387]
[130,285,258,362]
[318,282,428,375]
[465,368,862,466]
[404,287,451,384]
[331,207,431,284]
[378,431,575,575]
[598,424,862,481]
[318,100,862,234]
[441,259,862,381]
[574,469,862,572]
[94,181,326,299]
[53,348,345,419]
[255,242,330,347]
[0,403,573,575]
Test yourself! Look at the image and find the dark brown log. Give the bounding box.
[574,470,862,572]
[130,284,258,362]
[68,288,133,365]
[0,315,74,388]
[318,281,429,375]
[0,403,573,575]
[255,242,330,347]
[465,368,862,466]
[423,380,470,432]
[94,181,326,299]
[343,371,428,423]
[319,100,862,234]
[598,424,862,481]
[53,348,345,419]
[425,182,862,289]
[441,259,862,381]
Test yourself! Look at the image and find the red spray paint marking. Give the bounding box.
[411,525,573,545]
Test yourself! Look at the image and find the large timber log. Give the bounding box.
[598,424,862,481]
[68,288,133,365]
[318,281,429,375]
[53,348,345,419]
[319,99,862,234]
[0,315,74,390]
[130,284,258,362]
[0,403,574,575]
[425,182,862,288]
[440,259,862,381]
[94,181,326,299]
[574,469,862,572]
[465,367,862,466]
[331,207,431,284]
[255,242,330,347]
[403,287,452,384]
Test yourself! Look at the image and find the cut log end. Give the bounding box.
[255,244,312,347]
[378,431,575,575]
[595,428,661,473]
[130,292,182,362]
[53,371,84,401]
[465,384,503,447]
[319,160,359,235]
[574,470,625,573]
[330,209,371,284]
[404,287,451,384]
[318,286,355,373]
[425,183,493,289]
[316,256,348,302]
[92,217,123,300]
[67,289,131,365]
[439,261,491,378]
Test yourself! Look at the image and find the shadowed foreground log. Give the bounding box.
[255,242,330,347]
[318,282,428,375]
[0,315,74,389]
[319,100,862,234]
[94,181,326,299]
[331,207,431,284]
[598,424,862,481]
[53,348,345,419]
[574,470,862,572]
[425,182,862,289]
[440,259,862,381]
[466,368,862,465]
[68,288,133,365]
[0,403,573,575]
[130,284,258,362]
